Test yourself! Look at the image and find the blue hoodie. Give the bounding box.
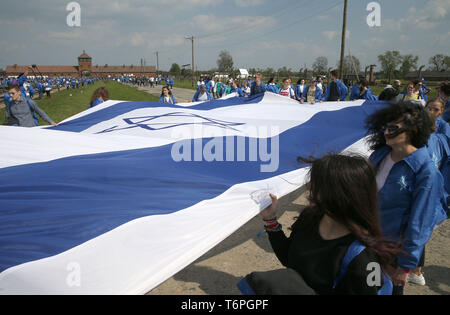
[192,90,213,102]
[18,75,35,98]
[89,98,104,109]
[322,80,348,101]
[370,146,447,269]
[229,88,245,97]
[360,88,378,101]
[159,95,177,104]
[266,83,278,94]
[350,85,360,101]
[250,81,267,96]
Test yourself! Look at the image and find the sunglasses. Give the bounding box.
[9,92,17,95]
[381,124,402,134]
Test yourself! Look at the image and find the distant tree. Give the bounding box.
[312,56,328,75]
[277,67,293,79]
[217,50,234,73]
[264,67,275,77]
[429,54,449,71]
[169,63,181,76]
[400,54,419,77]
[378,50,402,83]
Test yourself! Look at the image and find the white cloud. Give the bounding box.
[322,30,350,41]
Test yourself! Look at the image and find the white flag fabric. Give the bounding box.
[0,92,386,294]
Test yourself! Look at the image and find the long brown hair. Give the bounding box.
[294,154,403,268]
[90,87,110,106]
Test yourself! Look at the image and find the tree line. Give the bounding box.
[167,50,450,81]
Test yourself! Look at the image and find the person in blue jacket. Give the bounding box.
[439,83,450,121]
[229,80,245,97]
[266,78,278,94]
[419,78,431,102]
[89,87,110,109]
[192,84,213,102]
[250,73,267,96]
[365,101,448,294]
[300,79,323,104]
[322,70,348,102]
[159,86,177,104]
[349,81,360,101]
[425,98,450,206]
[34,80,43,99]
[295,79,306,100]
[18,74,35,99]
[358,80,378,101]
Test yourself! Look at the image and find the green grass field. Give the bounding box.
[173,79,197,90]
[0,80,159,125]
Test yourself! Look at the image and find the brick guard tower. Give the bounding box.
[78,50,92,76]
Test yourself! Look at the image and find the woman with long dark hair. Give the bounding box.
[260,154,402,295]
[89,87,110,108]
[365,101,447,293]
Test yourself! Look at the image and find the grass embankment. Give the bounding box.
[173,79,198,90]
[0,80,159,125]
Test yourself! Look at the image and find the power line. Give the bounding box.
[200,1,342,52]
[196,0,309,40]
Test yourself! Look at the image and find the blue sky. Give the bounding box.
[0,0,449,72]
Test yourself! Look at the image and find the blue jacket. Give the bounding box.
[89,98,104,108]
[266,84,278,94]
[350,85,360,101]
[250,81,267,96]
[436,118,450,145]
[18,74,35,98]
[301,86,323,103]
[360,88,378,101]
[295,85,307,100]
[159,95,177,104]
[370,146,447,269]
[322,80,348,101]
[427,133,450,171]
[34,81,44,93]
[229,88,244,97]
[192,90,213,102]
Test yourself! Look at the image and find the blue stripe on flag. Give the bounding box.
[0,101,387,272]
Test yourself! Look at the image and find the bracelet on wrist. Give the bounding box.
[264,218,281,232]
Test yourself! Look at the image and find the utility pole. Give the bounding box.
[339,0,348,80]
[186,36,195,87]
[155,51,159,77]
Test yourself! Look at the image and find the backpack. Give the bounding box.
[333,240,393,295]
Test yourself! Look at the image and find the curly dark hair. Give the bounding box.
[365,101,433,151]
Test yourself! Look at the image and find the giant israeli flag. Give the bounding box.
[0,92,387,294]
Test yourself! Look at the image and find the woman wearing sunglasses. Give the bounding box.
[365,101,448,294]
